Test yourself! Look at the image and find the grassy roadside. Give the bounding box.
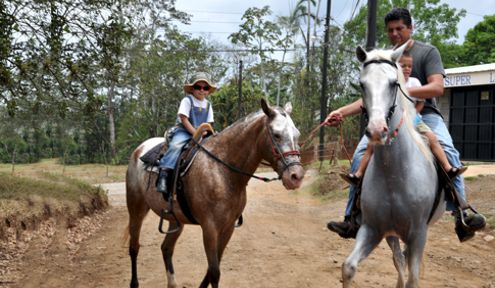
[0,158,127,184]
[0,159,119,241]
[298,161,351,202]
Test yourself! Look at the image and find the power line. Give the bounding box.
[189,20,241,24]
[207,48,299,53]
[181,31,237,34]
[179,9,244,15]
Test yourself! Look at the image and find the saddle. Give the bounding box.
[140,123,215,174]
[139,123,215,226]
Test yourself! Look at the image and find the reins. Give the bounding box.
[190,138,281,182]
[298,122,354,166]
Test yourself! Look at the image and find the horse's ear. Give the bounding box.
[391,40,410,62]
[284,102,293,114]
[261,98,275,118]
[356,46,367,63]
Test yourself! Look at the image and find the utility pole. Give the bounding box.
[237,60,243,118]
[361,0,378,136]
[319,0,332,161]
[366,0,377,51]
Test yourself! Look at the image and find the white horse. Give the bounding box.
[342,42,446,288]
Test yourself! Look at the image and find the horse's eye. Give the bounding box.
[273,133,282,140]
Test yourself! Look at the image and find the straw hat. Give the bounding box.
[183,72,217,94]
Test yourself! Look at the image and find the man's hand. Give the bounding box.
[324,111,344,127]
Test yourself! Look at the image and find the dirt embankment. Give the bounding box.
[1,172,495,287]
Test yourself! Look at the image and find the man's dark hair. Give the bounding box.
[384,8,412,27]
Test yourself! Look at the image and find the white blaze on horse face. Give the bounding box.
[361,62,398,143]
[271,110,300,151]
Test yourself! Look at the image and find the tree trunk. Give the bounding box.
[11,147,16,175]
[107,81,116,159]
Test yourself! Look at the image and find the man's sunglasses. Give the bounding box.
[193,85,210,91]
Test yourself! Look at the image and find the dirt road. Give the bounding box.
[3,172,495,288]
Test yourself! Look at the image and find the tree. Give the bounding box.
[342,0,465,49]
[229,6,281,97]
[461,15,495,65]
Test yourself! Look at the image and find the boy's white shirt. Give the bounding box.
[177,95,214,123]
[406,77,423,103]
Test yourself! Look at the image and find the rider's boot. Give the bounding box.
[339,173,360,186]
[156,169,169,194]
[454,209,486,242]
[442,167,486,242]
[327,215,359,239]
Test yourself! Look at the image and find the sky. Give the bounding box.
[173,0,495,46]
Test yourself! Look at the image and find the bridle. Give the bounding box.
[191,118,301,182]
[265,121,302,171]
[360,59,416,143]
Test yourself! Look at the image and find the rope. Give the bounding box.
[299,121,354,167]
[299,122,326,148]
[339,124,353,166]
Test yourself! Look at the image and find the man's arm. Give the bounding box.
[323,98,363,126]
[408,75,444,100]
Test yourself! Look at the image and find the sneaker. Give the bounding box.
[327,216,359,239]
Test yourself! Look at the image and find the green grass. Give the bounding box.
[0,172,105,202]
[298,165,350,203]
[0,161,111,238]
[0,158,127,184]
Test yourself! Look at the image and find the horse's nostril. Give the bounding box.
[291,173,300,181]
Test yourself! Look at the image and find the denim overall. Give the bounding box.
[159,95,210,170]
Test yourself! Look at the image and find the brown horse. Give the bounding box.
[125,99,305,288]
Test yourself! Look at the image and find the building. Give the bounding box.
[437,63,495,161]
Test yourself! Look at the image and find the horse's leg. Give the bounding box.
[199,224,222,288]
[198,224,235,288]
[342,225,381,288]
[127,186,151,288]
[386,236,406,288]
[404,229,427,288]
[217,224,235,262]
[161,222,184,288]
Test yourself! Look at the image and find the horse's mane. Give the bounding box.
[220,110,265,133]
[366,49,433,162]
